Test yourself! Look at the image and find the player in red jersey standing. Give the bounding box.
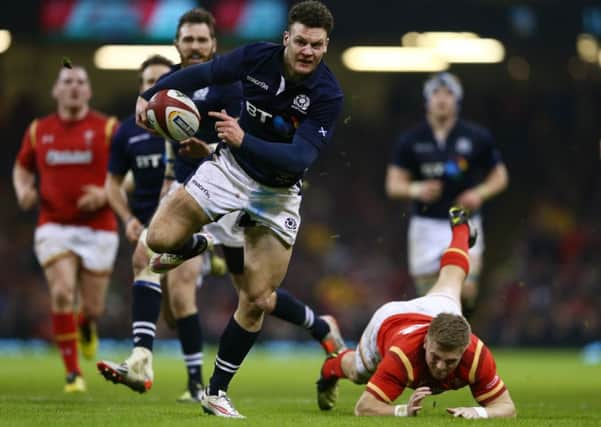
[12,65,119,392]
[316,207,516,419]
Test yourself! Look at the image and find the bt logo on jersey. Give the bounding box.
[245,101,273,123]
[135,154,162,169]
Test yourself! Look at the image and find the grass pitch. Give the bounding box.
[0,346,600,426]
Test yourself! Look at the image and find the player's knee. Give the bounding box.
[50,285,75,309]
[238,290,271,318]
[253,292,276,312]
[146,226,174,253]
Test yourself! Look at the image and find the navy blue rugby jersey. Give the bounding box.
[390,119,503,219]
[142,42,344,187]
[160,63,243,183]
[108,115,164,225]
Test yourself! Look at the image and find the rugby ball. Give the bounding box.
[146,89,200,141]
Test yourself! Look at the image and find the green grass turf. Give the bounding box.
[0,347,599,426]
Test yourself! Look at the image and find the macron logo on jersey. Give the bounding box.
[46,149,92,165]
[128,133,151,144]
[246,75,269,91]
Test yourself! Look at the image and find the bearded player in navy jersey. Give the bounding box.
[385,73,508,315]
[99,9,245,402]
[135,0,343,418]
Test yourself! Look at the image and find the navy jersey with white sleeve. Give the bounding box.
[391,119,503,219]
[108,115,165,225]
[160,64,243,183]
[141,42,344,188]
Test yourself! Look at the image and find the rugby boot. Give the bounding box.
[97,347,154,393]
[449,207,477,248]
[319,315,347,356]
[201,389,246,419]
[64,372,86,393]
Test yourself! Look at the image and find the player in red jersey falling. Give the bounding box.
[316,207,516,419]
[12,65,119,392]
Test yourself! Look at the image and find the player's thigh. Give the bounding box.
[239,226,293,302]
[79,269,111,317]
[147,187,211,250]
[43,254,80,306]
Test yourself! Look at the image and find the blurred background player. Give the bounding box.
[385,72,508,315]
[135,0,343,417]
[99,8,241,402]
[12,65,119,392]
[316,207,516,419]
[100,54,178,395]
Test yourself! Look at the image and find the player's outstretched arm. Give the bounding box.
[447,390,516,419]
[354,386,431,417]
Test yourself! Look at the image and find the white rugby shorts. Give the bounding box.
[408,214,484,277]
[184,148,302,245]
[166,181,244,248]
[354,293,461,381]
[34,223,119,273]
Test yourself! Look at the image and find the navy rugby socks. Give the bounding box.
[209,316,259,394]
[271,289,329,341]
[176,313,204,386]
[131,280,162,350]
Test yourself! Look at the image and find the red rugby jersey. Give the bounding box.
[16,111,118,231]
[366,313,506,405]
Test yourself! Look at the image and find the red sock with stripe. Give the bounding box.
[440,223,470,275]
[52,312,81,375]
[321,349,352,380]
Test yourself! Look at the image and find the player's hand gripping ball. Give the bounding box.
[146,89,200,141]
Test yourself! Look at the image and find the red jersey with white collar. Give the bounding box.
[366,313,506,405]
[16,111,118,231]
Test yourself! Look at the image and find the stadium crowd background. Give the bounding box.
[0,0,599,347]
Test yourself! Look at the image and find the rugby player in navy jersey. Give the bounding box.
[100,54,186,396]
[134,0,343,418]
[101,7,345,407]
[385,72,508,315]
[98,9,243,402]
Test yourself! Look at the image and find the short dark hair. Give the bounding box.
[427,313,471,351]
[288,1,334,35]
[139,55,173,74]
[176,8,216,40]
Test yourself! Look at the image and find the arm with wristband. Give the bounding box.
[447,389,516,419]
[354,386,432,417]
